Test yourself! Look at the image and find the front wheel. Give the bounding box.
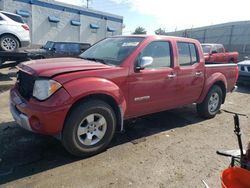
[197,85,223,119]
[62,100,116,157]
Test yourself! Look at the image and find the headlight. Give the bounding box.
[33,79,62,100]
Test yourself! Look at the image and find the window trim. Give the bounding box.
[134,40,174,70]
[177,41,200,67]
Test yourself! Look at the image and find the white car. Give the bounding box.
[0,11,30,52]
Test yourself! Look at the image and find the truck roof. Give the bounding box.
[113,35,200,43]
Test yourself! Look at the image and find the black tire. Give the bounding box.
[62,100,116,157]
[197,85,223,119]
[0,35,19,52]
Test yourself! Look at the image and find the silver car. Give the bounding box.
[0,11,30,51]
[237,60,250,84]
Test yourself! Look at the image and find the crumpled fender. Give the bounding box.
[197,73,227,104]
[63,77,127,113]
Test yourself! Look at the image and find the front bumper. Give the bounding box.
[10,102,32,131]
[20,40,30,48]
[10,87,72,135]
[237,75,250,83]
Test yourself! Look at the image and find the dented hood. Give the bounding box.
[17,57,111,77]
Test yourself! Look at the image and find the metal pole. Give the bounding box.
[234,114,244,156]
[229,25,234,51]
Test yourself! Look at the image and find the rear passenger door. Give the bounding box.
[176,42,205,104]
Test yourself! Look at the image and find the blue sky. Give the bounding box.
[57,0,250,34]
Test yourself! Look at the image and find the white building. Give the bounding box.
[0,0,123,45]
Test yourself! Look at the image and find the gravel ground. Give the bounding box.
[0,85,249,188]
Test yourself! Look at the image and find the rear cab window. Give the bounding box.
[177,42,199,66]
[1,12,24,23]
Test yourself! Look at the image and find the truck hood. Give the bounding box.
[17,57,112,77]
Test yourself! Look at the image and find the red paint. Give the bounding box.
[10,36,239,135]
[202,43,239,63]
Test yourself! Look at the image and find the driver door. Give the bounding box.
[127,41,179,117]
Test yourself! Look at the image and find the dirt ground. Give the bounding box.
[0,66,250,188]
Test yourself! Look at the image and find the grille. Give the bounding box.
[17,71,35,100]
[240,66,250,72]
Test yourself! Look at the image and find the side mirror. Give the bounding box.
[136,56,153,70]
[211,50,217,54]
[49,47,56,51]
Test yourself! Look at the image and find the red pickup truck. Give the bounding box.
[202,43,239,63]
[10,36,239,157]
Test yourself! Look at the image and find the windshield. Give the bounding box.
[44,41,54,49]
[202,45,212,53]
[80,37,144,66]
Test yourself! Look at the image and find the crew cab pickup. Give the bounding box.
[10,36,239,157]
[202,43,239,63]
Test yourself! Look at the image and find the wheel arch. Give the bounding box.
[197,73,227,104]
[0,33,21,47]
[65,93,124,133]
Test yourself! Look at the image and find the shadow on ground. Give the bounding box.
[0,105,203,185]
[236,84,250,94]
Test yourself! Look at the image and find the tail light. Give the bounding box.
[21,24,29,31]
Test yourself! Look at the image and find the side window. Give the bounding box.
[177,42,198,66]
[140,41,171,69]
[189,43,198,63]
[211,45,218,53]
[217,45,224,53]
[0,16,3,21]
[2,13,24,23]
[68,44,80,53]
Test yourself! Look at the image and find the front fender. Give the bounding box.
[197,73,227,103]
[63,77,127,113]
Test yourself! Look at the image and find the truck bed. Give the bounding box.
[205,63,238,92]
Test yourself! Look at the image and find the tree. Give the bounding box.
[155,28,167,35]
[133,26,147,35]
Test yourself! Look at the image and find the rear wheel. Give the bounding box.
[197,85,223,119]
[0,35,19,52]
[62,100,116,157]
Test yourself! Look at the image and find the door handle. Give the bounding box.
[195,71,203,77]
[168,73,176,79]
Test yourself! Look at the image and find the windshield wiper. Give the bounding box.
[81,57,108,64]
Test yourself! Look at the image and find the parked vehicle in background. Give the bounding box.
[10,35,239,157]
[237,59,250,84]
[26,41,91,59]
[202,43,239,63]
[0,11,30,52]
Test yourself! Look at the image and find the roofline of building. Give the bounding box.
[168,20,250,33]
[15,0,123,23]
